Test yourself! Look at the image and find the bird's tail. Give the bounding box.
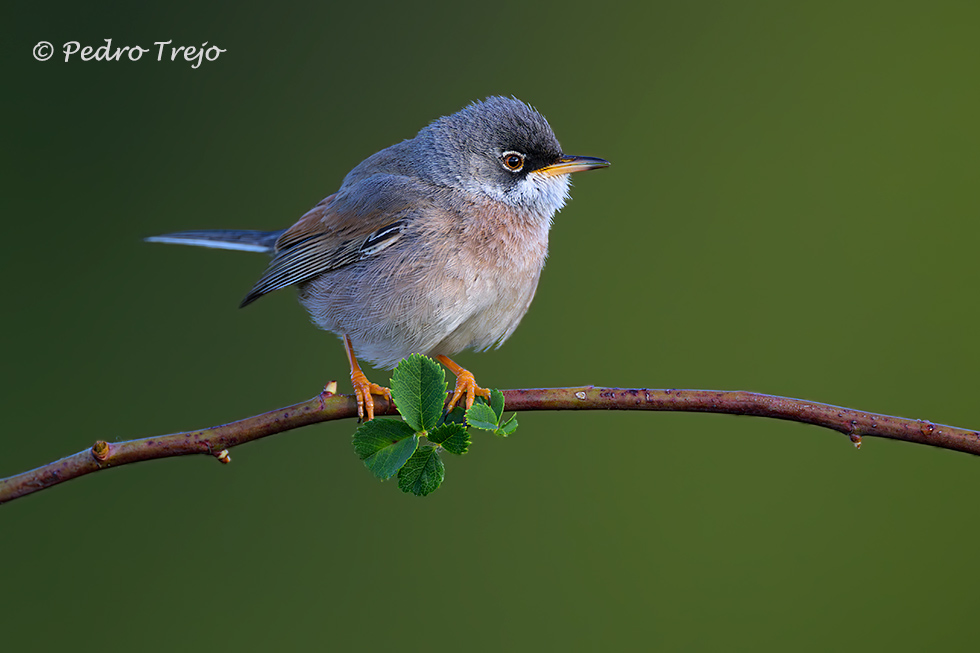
[145,229,284,254]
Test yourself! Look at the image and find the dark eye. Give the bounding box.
[501,151,525,172]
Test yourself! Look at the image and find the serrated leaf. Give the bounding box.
[495,414,518,437]
[397,446,445,496]
[390,354,447,432]
[428,423,470,455]
[352,419,418,480]
[466,402,500,431]
[489,389,505,420]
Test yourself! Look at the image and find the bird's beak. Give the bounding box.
[535,155,611,177]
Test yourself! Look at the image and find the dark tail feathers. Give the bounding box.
[145,229,283,254]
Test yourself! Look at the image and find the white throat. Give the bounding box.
[479,172,571,221]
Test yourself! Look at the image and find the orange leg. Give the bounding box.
[344,335,391,421]
[436,355,491,412]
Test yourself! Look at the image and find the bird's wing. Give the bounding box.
[240,178,420,307]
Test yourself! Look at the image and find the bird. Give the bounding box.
[147,96,609,420]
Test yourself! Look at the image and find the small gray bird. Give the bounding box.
[148,97,609,419]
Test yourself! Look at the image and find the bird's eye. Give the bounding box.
[501,151,525,172]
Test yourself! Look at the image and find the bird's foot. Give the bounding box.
[437,356,491,412]
[344,333,391,421]
[350,368,391,421]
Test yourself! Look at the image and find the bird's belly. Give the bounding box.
[299,215,549,369]
[427,270,539,355]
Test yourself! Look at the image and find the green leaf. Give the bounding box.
[440,404,467,427]
[489,388,505,420]
[398,446,445,496]
[496,414,518,437]
[390,354,447,432]
[352,419,418,480]
[466,402,500,431]
[428,423,470,455]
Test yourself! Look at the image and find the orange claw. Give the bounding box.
[345,335,391,421]
[437,355,491,412]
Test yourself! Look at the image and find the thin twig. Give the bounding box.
[2,386,978,505]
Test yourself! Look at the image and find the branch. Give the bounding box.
[3,385,978,504]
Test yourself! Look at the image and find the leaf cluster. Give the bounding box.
[352,354,517,496]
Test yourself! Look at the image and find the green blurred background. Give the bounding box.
[4,2,979,650]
